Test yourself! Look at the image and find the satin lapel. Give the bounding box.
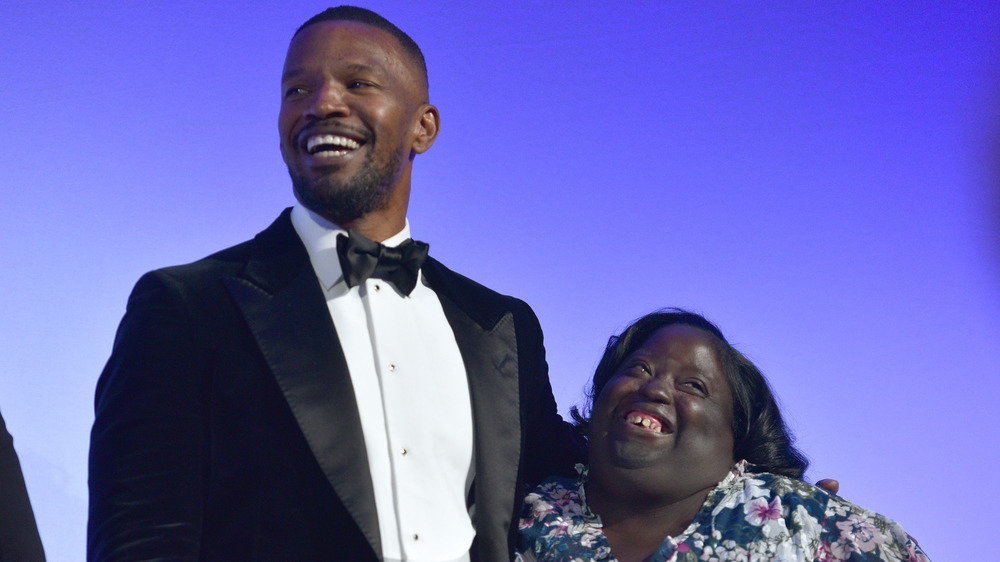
[223,212,381,558]
[431,280,521,561]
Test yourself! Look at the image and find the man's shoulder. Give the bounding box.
[142,209,300,288]
[423,257,507,299]
[120,237,256,318]
[423,256,535,319]
[423,257,541,338]
[152,238,254,284]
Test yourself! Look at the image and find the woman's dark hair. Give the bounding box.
[572,309,809,479]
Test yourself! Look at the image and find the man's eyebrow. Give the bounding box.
[281,63,387,83]
[343,62,386,77]
[281,67,305,83]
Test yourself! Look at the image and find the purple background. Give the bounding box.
[3,1,998,559]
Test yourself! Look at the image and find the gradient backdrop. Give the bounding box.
[3,1,998,559]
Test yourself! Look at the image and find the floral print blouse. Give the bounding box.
[517,461,929,562]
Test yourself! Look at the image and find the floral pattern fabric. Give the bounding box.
[517,461,929,562]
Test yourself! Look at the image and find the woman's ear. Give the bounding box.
[411,104,440,154]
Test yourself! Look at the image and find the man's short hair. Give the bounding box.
[295,6,429,90]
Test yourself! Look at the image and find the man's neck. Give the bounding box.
[335,213,406,243]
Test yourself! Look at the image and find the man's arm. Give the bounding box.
[513,301,585,487]
[0,409,45,561]
[88,271,207,561]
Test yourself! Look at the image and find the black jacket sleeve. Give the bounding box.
[0,409,45,561]
[88,272,207,561]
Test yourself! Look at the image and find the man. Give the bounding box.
[88,6,580,562]
[0,409,45,561]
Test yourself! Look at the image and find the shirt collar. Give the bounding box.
[290,204,412,291]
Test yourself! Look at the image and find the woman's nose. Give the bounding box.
[639,376,672,404]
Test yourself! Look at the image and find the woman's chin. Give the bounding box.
[600,440,676,472]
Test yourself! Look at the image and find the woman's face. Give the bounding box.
[588,324,736,497]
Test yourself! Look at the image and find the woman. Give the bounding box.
[518,310,928,561]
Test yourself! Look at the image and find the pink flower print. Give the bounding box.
[745,496,781,525]
[549,488,572,501]
[548,487,577,510]
[578,529,602,548]
[534,502,557,516]
[907,542,930,562]
[835,514,885,554]
[553,517,573,532]
[815,542,844,562]
[745,496,786,539]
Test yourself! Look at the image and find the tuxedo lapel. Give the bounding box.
[223,211,381,558]
[423,261,522,560]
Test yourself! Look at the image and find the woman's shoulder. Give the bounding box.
[522,465,591,521]
[518,466,614,561]
[708,462,931,561]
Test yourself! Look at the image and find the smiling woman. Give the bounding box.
[517,309,931,562]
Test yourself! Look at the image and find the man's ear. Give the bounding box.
[411,104,440,154]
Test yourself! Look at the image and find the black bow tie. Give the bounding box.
[336,230,429,296]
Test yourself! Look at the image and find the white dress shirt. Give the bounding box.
[291,205,475,562]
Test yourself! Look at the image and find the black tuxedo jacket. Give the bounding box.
[88,209,581,561]
[0,410,45,561]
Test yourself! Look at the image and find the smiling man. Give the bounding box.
[279,13,433,241]
[88,6,580,562]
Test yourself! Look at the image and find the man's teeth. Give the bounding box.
[626,413,662,432]
[306,134,361,154]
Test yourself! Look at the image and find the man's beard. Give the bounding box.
[290,147,401,226]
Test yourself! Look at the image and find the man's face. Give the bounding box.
[279,21,428,226]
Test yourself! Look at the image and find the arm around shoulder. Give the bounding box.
[819,491,931,561]
[511,299,585,487]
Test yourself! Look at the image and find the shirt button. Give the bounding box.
[374,283,381,291]
[388,364,396,372]
[400,448,407,456]
[413,534,419,541]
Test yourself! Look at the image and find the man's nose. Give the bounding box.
[307,83,350,119]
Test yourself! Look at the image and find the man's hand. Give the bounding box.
[816,479,839,494]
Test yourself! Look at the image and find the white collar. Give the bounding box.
[290,204,412,292]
